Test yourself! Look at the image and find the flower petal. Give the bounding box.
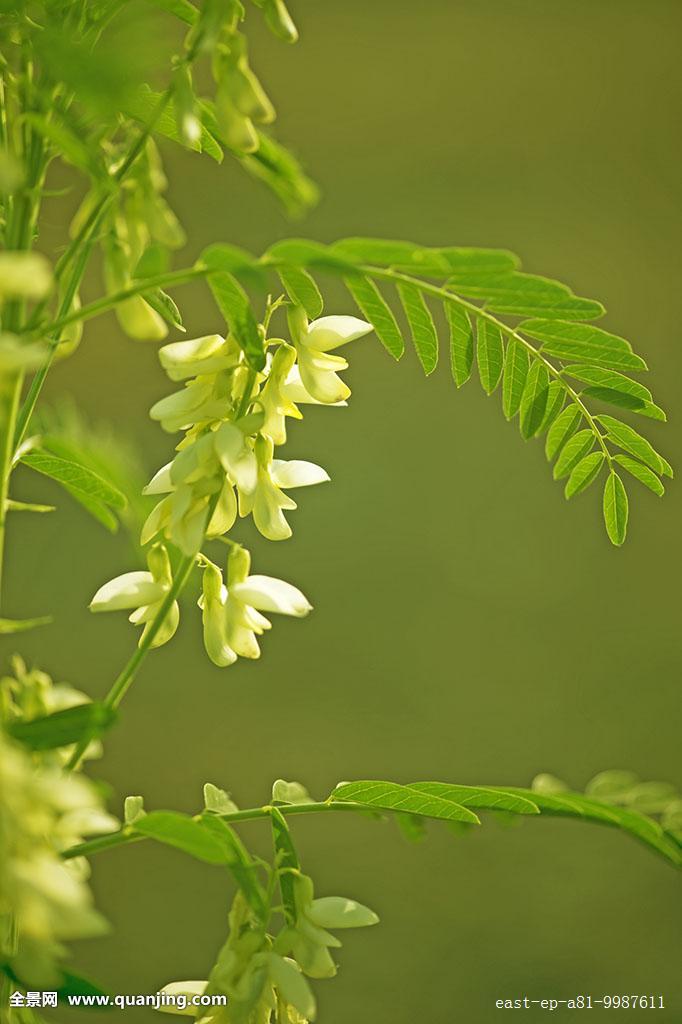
[89,572,166,612]
[271,460,330,489]
[231,576,312,617]
[305,315,373,352]
[308,897,379,929]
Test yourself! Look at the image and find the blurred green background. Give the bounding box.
[6,0,682,1020]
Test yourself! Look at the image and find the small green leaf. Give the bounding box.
[126,85,222,161]
[331,780,480,824]
[344,275,404,359]
[278,267,323,320]
[519,361,550,439]
[613,455,664,496]
[0,616,52,634]
[496,787,681,867]
[520,321,646,372]
[272,779,312,805]
[537,381,565,433]
[135,811,229,865]
[143,288,185,332]
[597,415,672,478]
[476,321,504,395]
[201,244,266,290]
[265,239,353,272]
[270,807,299,924]
[564,452,605,499]
[330,238,517,275]
[7,703,116,751]
[203,783,238,815]
[552,429,594,480]
[546,404,582,461]
[20,449,126,531]
[207,272,264,371]
[445,302,473,387]
[199,815,268,918]
[502,338,529,420]
[564,364,653,401]
[582,387,665,421]
[406,782,539,816]
[603,471,628,546]
[447,272,603,320]
[397,281,438,374]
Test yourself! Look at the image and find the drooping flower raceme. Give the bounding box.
[0,729,116,987]
[156,869,377,1023]
[89,308,371,666]
[200,546,312,667]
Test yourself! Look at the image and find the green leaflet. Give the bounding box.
[20,449,126,532]
[7,703,116,751]
[552,429,594,480]
[603,471,628,546]
[143,288,185,332]
[564,365,665,420]
[331,238,452,276]
[582,388,665,422]
[126,85,222,162]
[613,455,664,496]
[344,275,404,359]
[537,381,565,433]
[564,364,653,401]
[520,320,647,372]
[199,815,268,919]
[445,302,473,387]
[476,321,504,395]
[201,243,267,291]
[446,272,603,320]
[265,239,353,273]
[0,616,52,634]
[565,452,605,499]
[135,812,231,864]
[502,338,529,419]
[278,267,323,319]
[495,788,681,867]
[207,271,265,371]
[270,807,299,924]
[331,781,481,824]
[545,404,582,461]
[397,281,438,374]
[329,238,517,276]
[597,415,673,478]
[239,132,319,217]
[404,782,539,816]
[519,361,550,439]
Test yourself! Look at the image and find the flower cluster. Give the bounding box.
[157,872,377,1023]
[0,662,117,988]
[90,310,372,667]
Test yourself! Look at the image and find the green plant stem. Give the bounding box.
[364,265,613,465]
[0,374,22,604]
[61,801,369,861]
[15,83,180,449]
[26,266,210,340]
[64,551,197,771]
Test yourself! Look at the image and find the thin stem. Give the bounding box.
[65,552,197,771]
[26,266,210,340]
[15,82,180,447]
[61,801,369,861]
[364,266,613,464]
[0,374,22,604]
